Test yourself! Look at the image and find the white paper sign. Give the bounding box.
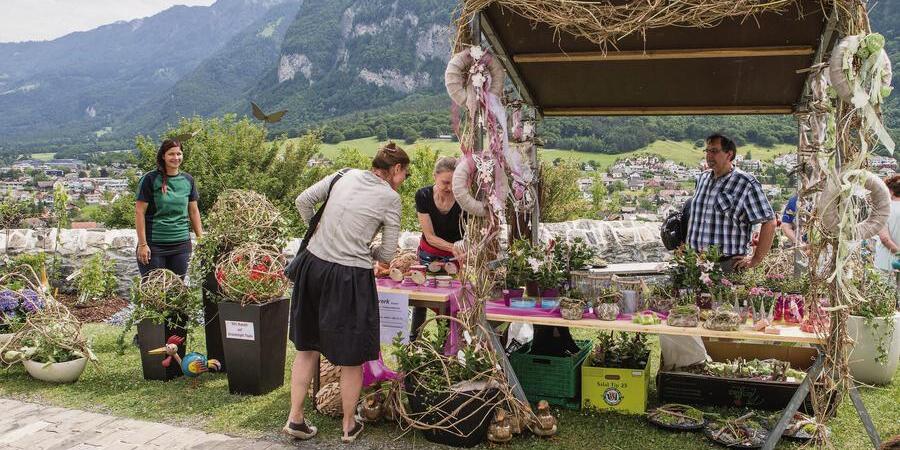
[378,291,410,345]
[225,320,255,341]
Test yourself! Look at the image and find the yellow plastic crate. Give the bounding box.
[581,358,650,414]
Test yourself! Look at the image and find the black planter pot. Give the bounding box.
[218,297,289,395]
[137,317,187,381]
[202,270,227,371]
[405,380,500,448]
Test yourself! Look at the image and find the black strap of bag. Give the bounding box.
[285,168,349,280]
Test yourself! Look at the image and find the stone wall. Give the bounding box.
[1,220,666,294]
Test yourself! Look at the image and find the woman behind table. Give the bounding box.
[134,139,203,278]
[409,157,464,339]
[285,142,409,443]
[415,156,465,264]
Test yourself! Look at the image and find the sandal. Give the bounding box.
[341,421,364,443]
[282,419,317,440]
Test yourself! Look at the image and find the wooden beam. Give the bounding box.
[543,106,794,116]
[513,46,814,63]
[479,12,542,117]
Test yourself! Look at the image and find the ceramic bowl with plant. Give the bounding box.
[559,290,586,321]
[595,286,622,321]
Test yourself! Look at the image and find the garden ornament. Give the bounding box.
[250,101,287,124]
[817,169,890,240]
[147,335,221,385]
[530,400,558,437]
[444,46,505,111]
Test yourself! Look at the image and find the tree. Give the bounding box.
[374,124,388,141]
[98,193,136,229]
[539,160,589,222]
[137,115,327,233]
[745,150,753,160]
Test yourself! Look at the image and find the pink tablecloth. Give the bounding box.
[485,299,667,321]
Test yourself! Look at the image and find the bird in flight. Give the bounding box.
[251,101,287,123]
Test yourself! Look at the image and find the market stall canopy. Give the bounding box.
[479,0,834,116]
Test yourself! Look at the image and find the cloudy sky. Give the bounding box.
[1,0,216,42]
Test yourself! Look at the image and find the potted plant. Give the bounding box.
[2,299,97,383]
[216,243,290,395]
[0,269,46,348]
[848,267,900,385]
[190,189,289,371]
[502,240,530,305]
[119,269,196,381]
[559,290,586,321]
[71,252,118,306]
[670,245,723,309]
[595,286,622,321]
[390,318,501,447]
[647,283,676,315]
[667,304,701,327]
[748,287,778,330]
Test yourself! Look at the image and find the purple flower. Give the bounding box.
[20,289,43,313]
[0,290,18,313]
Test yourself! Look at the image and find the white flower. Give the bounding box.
[470,46,484,61]
[849,183,870,199]
[457,350,467,366]
[700,261,714,272]
[528,257,542,272]
[463,330,473,345]
[470,72,486,89]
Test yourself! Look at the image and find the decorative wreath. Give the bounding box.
[817,170,891,240]
[445,46,505,110]
[829,33,893,106]
[452,157,509,217]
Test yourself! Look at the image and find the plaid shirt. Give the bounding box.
[687,168,774,257]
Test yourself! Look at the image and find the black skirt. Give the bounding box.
[289,251,380,366]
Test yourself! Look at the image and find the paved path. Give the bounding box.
[0,399,295,450]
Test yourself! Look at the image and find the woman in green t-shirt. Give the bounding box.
[134,139,203,278]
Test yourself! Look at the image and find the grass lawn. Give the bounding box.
[30,152,56,161]
[1,324,896,449]
[310,137,795,171]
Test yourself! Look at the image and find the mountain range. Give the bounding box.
[0,0,897,156]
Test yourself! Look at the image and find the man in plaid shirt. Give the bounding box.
[661,134,777,369]
[687,134,777,271]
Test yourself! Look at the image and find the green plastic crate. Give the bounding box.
[509,339,592,401]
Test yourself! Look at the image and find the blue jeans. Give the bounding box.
[417,248,453,265]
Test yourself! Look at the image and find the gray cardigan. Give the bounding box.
[295,169,401,269]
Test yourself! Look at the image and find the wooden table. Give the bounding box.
[486,308,881,450]
[485,312,823,344]
[573,262,669,277]
[377,286,453,314]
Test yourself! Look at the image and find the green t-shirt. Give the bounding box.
[136,170,198,244]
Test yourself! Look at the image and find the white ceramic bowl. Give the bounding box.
[23,357,88,383]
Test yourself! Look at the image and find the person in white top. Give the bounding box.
[875,174,900,274]
[284,142,409,443]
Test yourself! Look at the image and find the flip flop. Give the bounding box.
[341,421,364,443]
[282,419,317,440]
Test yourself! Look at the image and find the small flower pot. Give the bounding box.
[218,297,289,395]
[525,281,540,297]
[596,303,620,321]
[667,305,700,328]
[24,357,87,383]
[559,299,585,320]
[502,289,525,306]
[539,288,559,299]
